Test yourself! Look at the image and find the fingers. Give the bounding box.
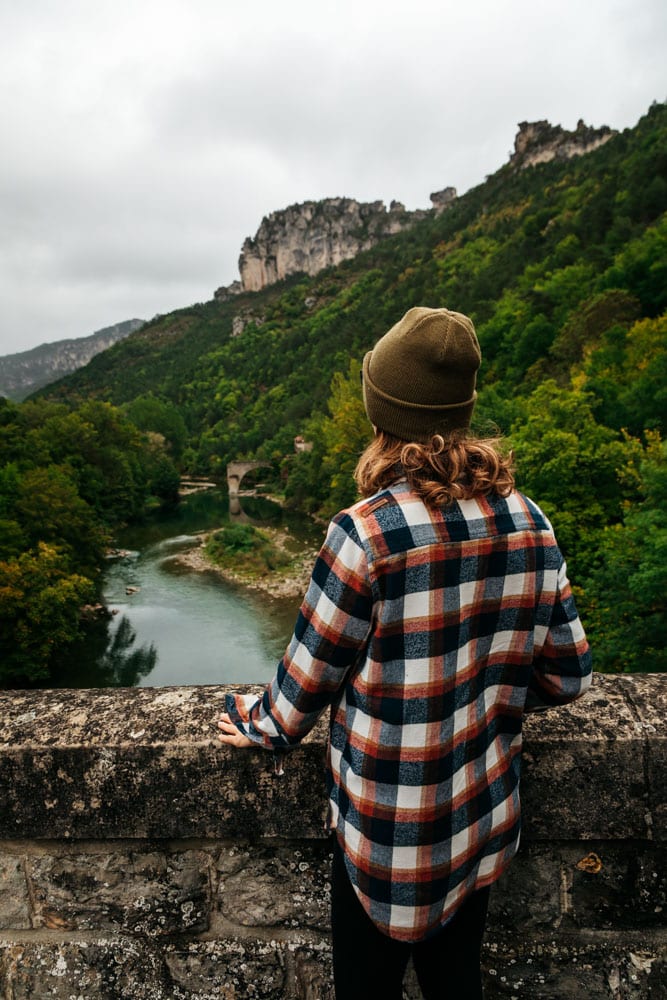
[216,712,254,748]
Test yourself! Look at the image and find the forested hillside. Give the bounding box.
[0,318,145,401]
[11,101,667,678]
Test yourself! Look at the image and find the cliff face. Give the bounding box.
[213,117,617,301]
[510,118,617,170]
[235,197,425,293]
[0,319,145,401]
[429,186,457,215]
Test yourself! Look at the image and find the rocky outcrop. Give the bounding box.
[430,186,457,214]
[231,310,265,337]
[214,280,242,302]
[509,118,617,170]
[215,197,428,298]
[0,319,145,401]
[239,198,422,292]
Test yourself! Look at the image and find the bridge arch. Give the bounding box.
[226,460,272,497]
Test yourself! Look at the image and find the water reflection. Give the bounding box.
[229,494,277,523]
[98,616,157,686]
[51,612,157,689]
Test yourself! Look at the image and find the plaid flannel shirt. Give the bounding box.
[227,481,592,941]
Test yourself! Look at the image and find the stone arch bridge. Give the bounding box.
[226,461,272,497]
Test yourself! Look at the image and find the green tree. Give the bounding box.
[125,394,188,460]
[600,214,667,315]
[509,381,643,577]
[580,312,667,435]
[15,465,107,574]
[580,433,667,671]
[318,359,370,515]
[0,542,94,684]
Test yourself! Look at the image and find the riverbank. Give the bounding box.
[172,525,321,601]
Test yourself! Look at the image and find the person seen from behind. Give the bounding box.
[218,306,592,999]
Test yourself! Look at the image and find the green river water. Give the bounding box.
[58,489,323,688]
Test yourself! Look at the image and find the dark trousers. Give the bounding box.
[331,839,490,1000]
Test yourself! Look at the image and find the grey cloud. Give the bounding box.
[0,0,665,355]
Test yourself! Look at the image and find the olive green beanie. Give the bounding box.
[362,306,481,442]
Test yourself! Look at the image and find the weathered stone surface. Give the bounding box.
[0,676,663,846]
[565,844,666,931]
[429,186,457,214]
[483,935,667,1000]
[491,841,667,933]
[521,675,656,840]
[0,853,30,929]
[165,939,286,998]
[0,939,170,999]
[0,685,229,747]
[0,938,293,999]
[27,849,210,935]
[616,673,667,842]
[217,842,331,930]
[0,686,329,840]
[489,845,562,930]
[2,934,664,1000]
[0,676,665,999]
[291,944,334,999]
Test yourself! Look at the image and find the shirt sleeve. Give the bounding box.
[225,511,373,748]
[526,558,593,712]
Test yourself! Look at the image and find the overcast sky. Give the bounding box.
[1,0,665,356]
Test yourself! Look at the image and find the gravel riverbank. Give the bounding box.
[172,526,321,601]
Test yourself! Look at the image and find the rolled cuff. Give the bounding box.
[362,351,476,441]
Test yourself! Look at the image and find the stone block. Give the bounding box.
[563,844,667,931]
[490,841,667,935]
[291,944,334,999]
[0,938,292,999]
[165,939,286,998]
[2,678,663,845]
[521,676,651,840]
[0,686,329,841]
[27,849,210,936]
[216,842,331,931]
[0,853,31,930]
[488,845,561,930]
[482,935,667,1000]
[616,674,667,842]
[0,940,171,999]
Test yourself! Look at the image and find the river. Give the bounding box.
[58,489,323,688]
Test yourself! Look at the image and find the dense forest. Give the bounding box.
[3,102,666,683]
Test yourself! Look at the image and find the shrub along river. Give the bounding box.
[58,489,324,688]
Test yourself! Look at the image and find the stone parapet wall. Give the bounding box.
[0,675,665,999]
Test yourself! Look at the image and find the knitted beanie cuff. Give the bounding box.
[362,351,476,441]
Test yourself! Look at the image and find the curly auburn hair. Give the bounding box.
[354,430,515,507]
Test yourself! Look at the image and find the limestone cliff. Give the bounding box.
[509,118,617,170]
[237,197,425,293]
[429,186,458,215]
[213,117,616,302]
[214,197,431,298]
[0,319,145,401]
